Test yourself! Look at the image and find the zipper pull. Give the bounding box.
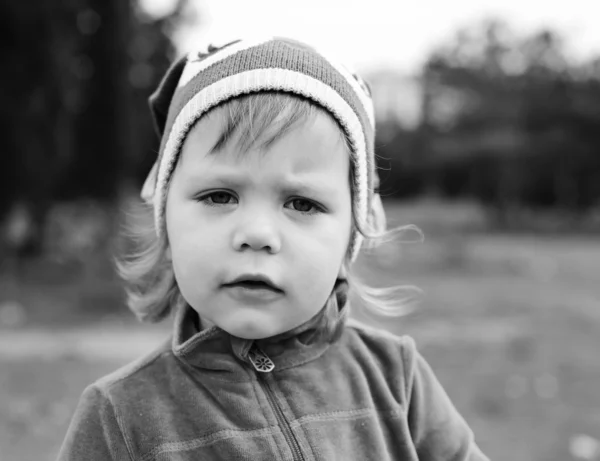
[248,345,275,373]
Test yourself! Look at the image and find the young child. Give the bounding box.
[58,37,489,460]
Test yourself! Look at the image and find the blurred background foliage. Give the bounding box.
[0,3,599,460]
[0,0,193,257]
[373,19,600,225]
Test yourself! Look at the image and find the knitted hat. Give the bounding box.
[141,37,380,261]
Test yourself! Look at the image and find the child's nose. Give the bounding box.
[231,213,281,254]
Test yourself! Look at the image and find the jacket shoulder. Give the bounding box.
[345,317,417,358]
[92,337,175,393]
[59,339,174,460]
[342,319,420,402]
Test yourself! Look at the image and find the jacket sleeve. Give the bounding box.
[57,384,133,461]
[401,337,490,461]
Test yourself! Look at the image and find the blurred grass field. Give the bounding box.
[1,200,599,461]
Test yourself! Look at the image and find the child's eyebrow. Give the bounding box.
[202,173,339,198]
[278,180,337,198]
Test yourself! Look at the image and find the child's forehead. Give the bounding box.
[182,100,348,161]
[177,105,350,181]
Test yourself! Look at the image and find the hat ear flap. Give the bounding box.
[148,40,241,136]
[148,54,188,136]
[363,172,386,248]
[368,193,386,235]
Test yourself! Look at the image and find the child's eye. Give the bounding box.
[286,198,322,214]
[197,191,237,206]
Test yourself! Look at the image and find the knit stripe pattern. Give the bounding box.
[143,37,376,261]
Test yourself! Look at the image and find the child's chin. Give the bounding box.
[225,324,282,340]
[220,318,289,340]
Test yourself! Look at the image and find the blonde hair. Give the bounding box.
[117,93,420,323]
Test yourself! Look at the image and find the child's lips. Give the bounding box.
[226,281,281,292]
[223,282,285,303]
[223,274,283,293]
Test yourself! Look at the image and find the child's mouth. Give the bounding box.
[223,277,284,303]
[229,280,280,292]
[223,275,284,293]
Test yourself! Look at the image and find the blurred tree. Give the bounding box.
[0,0,193,257]
[0,1,72,255]
[418,19,600,222]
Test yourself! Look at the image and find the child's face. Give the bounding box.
[165,107,352,339]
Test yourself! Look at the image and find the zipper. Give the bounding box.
[248,345,306,461]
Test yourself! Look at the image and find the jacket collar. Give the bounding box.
[171,280,349,375]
